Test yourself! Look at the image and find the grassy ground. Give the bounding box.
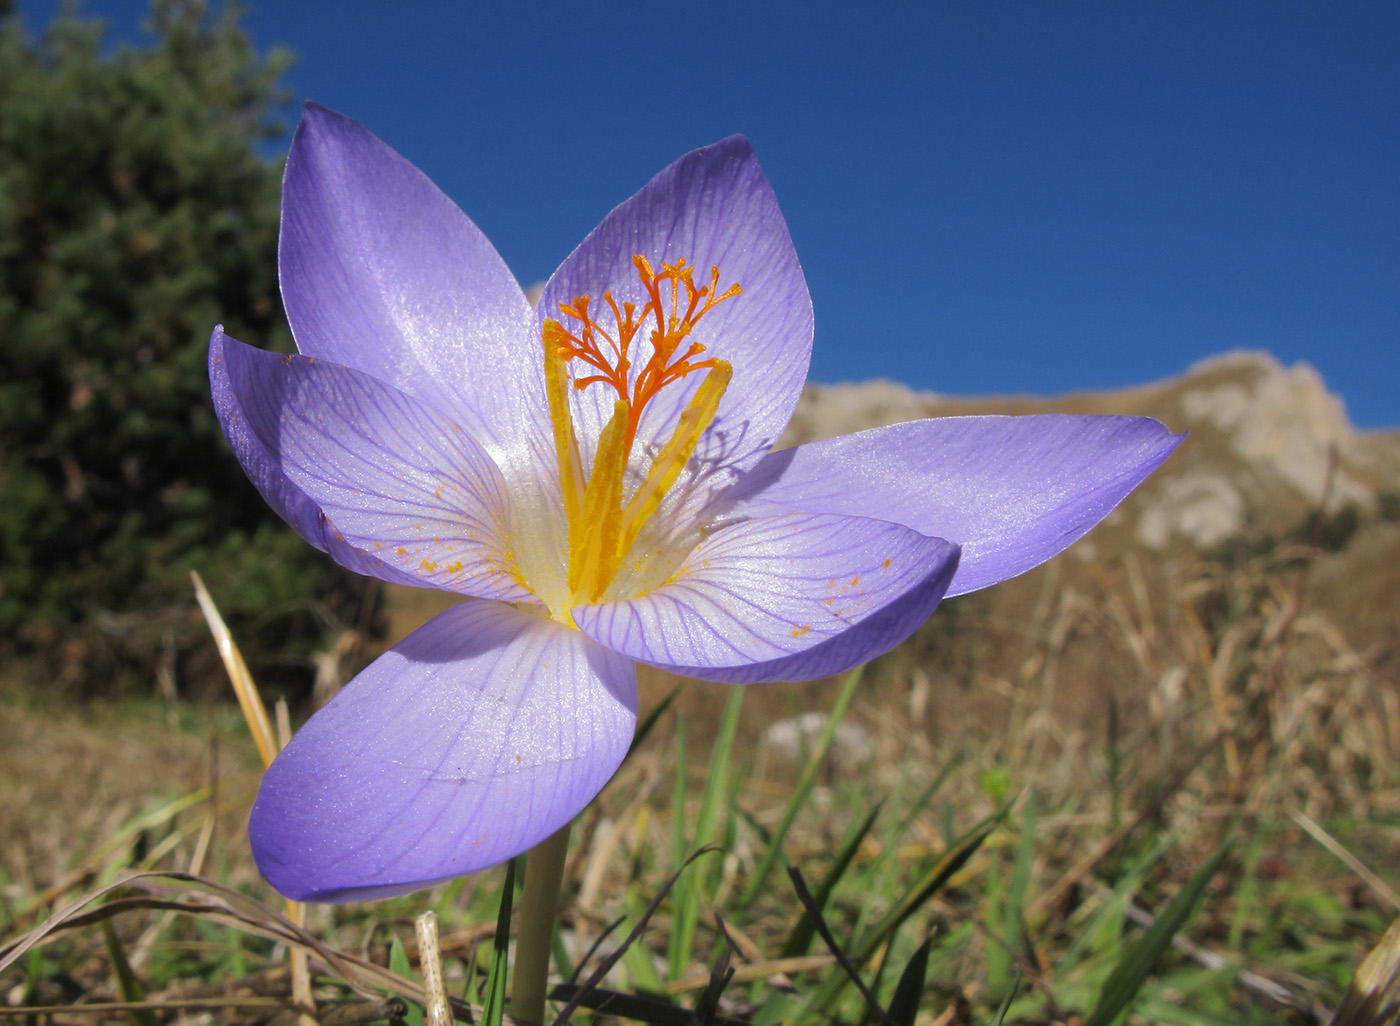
[3,535,1399,1025]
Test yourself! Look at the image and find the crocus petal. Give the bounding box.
[723,414,1183,597]
[210,327,324,551]
[675,549,960,686]
[279,103,541,456]
[250,600,638,902]
[214,331,532,604]
[572,513,959,685]
[537,136,812,500]
[211,327,420,584]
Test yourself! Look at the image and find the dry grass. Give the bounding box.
[2,515,1399,1024]
[0,691,262,905]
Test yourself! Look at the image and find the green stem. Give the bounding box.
[511,821,572,1024]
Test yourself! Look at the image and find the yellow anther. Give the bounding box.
[568,400,628,601]
[542,324,585,547]
[542,253,740,606]
[619,360,732,559]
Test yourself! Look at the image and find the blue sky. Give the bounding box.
[20,1,1400,428]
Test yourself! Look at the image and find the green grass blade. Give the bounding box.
[856,800,1010,962]
[669,688,744,978]
[886,936,931,1026]
[551,928,575,990]
[628,682,682,762]
[892,754,964,844]
[483,858,518,1026]
[100,919,157,1026]
[667,712,688,977]
[1226,831,1266,952]
[1008,792,1036,924]
[553,848,715,1025]
[779,799,884,959]
[738,665,865,910]
[461,930,482,1009]
[696,689,745,854]
[1107,696,1123,832]
[672,712,688,871]
[804,802,1008,1017]
[786,866,893,1026]
[987,975,1021,1026]
[388,935,425,1026]
[1080,841,1231,1026]
[983,856,1011,999]
[989,792,1036,1003]
[1059,829,1173,969]
[622,890,667,995]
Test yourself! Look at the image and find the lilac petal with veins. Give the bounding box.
[726,414,1183,597]
[573,512,959,683]
[250,599,637,902]
[280,103,541,455]
[215,333,531,603]
[537,136,812,508]
[211,326,419,585]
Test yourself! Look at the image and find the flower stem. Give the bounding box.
[511,821,572,1024]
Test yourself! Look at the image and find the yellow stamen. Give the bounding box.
[619,360,732,559]
[541,253,741,606]
[542,324,585,551]
[568,400,628,601]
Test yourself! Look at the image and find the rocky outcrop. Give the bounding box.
[1135,472,1246,549]
[791,349,1398,553]
[1178,351,1370,497]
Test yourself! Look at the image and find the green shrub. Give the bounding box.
[0,1,367,697]
[1379,490,1400,524]
[1294,503,1362,552]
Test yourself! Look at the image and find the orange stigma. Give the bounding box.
[543,256,740,452]
[540,255,740,607]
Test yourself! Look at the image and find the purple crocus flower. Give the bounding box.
[210,103,1181,902]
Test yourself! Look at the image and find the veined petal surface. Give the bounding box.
[724,414,1183,597]
[674,545,960,686]
[280,103,541,456]
[211,327,415,585]
[573,512,959,684]
[537,136,812,502]
[250,600,638,902]
[211,327,326,552]
[214,332,531,603]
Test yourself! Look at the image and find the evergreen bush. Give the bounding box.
[0,1,368,697]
